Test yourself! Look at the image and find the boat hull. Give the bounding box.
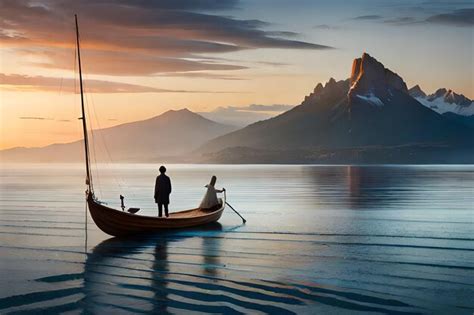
[87,193,225,237]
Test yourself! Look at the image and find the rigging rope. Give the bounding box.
[80,66,136,205]
[90,92,132,197]
[86,79,124,190]
[82,60,137,200]
[85,95,103,199]
[74,21,137,207]
[73,35,82,157]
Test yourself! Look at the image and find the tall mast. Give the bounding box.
[75,14,93,192]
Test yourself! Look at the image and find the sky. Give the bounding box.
[0,0,473,149]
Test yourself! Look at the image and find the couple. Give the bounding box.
[154,165,225,217]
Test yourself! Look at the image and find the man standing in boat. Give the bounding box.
[154,166,172,217]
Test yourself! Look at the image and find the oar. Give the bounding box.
[223,190,246,223]
[226,201,247,224]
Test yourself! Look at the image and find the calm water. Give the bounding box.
[0,164,473,314]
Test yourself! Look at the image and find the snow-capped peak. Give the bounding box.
[415,88,474,117]
[408,85,426,98]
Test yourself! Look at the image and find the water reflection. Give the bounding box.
[306,166,424,210]
[152,237,169,313]
[1,165,473,314]
[202,233,221,277]
[83,223,223,313]
[346,166,397,209]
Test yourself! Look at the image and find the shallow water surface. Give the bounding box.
[0,164,473,314]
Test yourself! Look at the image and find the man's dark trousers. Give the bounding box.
[158,203,169,217]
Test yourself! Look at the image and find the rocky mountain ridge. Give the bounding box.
[199,53,473,163]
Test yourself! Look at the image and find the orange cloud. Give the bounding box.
[0,73,236,93]
[0,0,332,76]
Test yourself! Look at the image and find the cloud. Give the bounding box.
[19,116,53,120]
[0,73,236,93]
[313,24,341,30]
[24,48,246,76]
[199,104,294,127]
[19,116,74,122]
[420,1,474,7]
[121,0,240,11]
[0,0,333,76]
[352,15,383,20]
[355,9,473,27]
[238,104,294,112]
[255,61,289,66]
[266,31,300,38]
[425,8,474,26]
[383,17,418,25]
[158,72,246,80]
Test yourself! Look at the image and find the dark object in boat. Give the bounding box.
[120,194,125,211]
[87,192,225,237]
[120,194,139,213]
[127,208,140,214]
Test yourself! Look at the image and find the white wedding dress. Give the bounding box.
[199,185,223,209]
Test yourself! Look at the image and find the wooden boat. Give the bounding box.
[74,15,226,237]
[87,193,225,237]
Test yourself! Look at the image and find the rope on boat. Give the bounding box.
[80,62,135,204]
[88,90,134,199]
[85,93,103,199]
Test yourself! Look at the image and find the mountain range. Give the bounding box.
[1,53,472,164]
[408,85,474,128]
[200,53,473,163]
[0,109,235,162]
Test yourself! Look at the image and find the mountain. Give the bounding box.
[198,104,295,127]
[441,112,474,129]
[200,53,473,163]
[199,109,269,128]
[409,86,474,117]
[0,109,236,162]
[408,85,426,98]
[408,85,474,128]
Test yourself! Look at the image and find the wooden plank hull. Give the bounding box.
[87,193,225,237]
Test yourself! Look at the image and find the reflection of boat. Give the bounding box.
[73,15,225,237]
[83,223,223,313]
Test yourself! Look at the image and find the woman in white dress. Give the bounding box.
[200,176,225,210]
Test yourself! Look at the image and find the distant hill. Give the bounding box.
[198,104,294,127]
[0,109,236,162]
[199,53,473,163]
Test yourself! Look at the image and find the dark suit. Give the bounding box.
[154,174,172,217]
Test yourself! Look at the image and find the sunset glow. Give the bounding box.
[1,0,472,149]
